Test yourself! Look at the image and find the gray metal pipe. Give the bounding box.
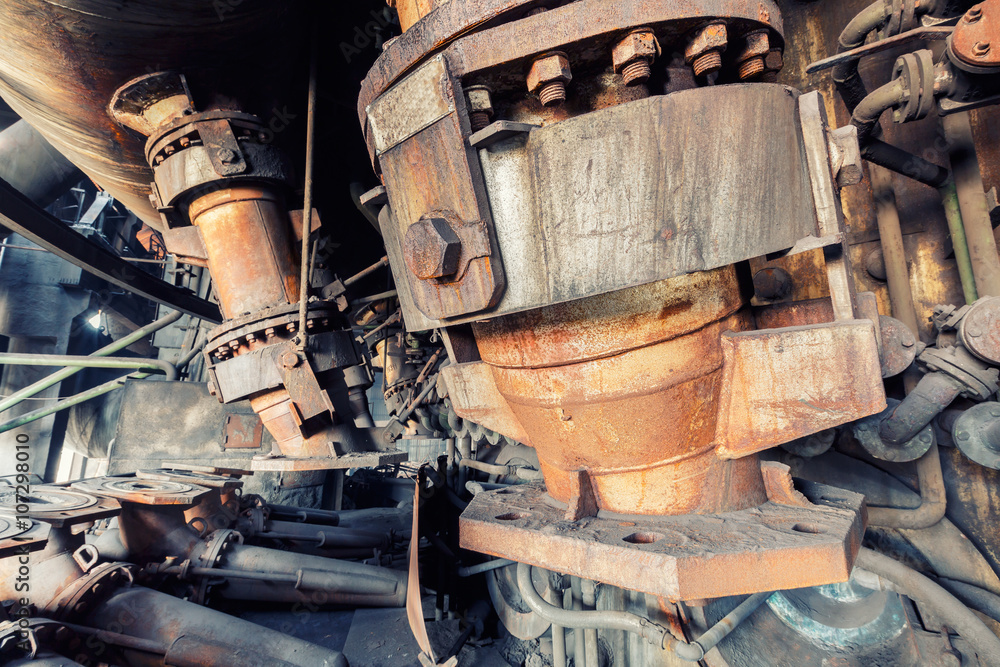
[0,120,81,210]
[852,79,906,146]
[879,372,965,446]
[0,352,176,380]
[833,0,891,112]
[457,558,516,577]
[0,308,182,414]
[459,459,544,481]
[855,548,1000,664]
[85,586,348,667]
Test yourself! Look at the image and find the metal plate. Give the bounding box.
[0,516,50,557]
[71,476,211,505]
[392,84,820,330]
[249,450,409,472]
[460,480,866,602]
[0,486,120,527]
[136,469,243,490]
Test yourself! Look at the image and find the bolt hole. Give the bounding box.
[791,523,824,534]
[495,489,516,495]
[623,532,663,544]
[496,512,530,521]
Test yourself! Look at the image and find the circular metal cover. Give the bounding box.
[960,297,1000,365]
[137,468,243,490]
[0,485,119,527]
[0,516,50,557]
[953,402,1000,469]
[71,476,211,505]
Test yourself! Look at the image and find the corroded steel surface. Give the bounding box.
[0,486,120,528]
[0,0,298,228]
[459,472,866,601]
[189,186,301,319]
[72,477,211,506]
[468,267,765,516]
[952,1,1000,68]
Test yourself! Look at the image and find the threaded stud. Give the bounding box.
[738,56,765,80]
[692,51,722,77]
[538,80,567,106]
[469,110,491,132]
[621,59,652,86]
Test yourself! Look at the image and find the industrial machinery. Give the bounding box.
[1,0,1000,665]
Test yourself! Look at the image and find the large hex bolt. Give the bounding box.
[736,30,771,81]
[762,47,784,83]
[466,85,494,132]
[403,216,463,280]
[527,52,572,106]
[612,29,660,86]
[684,22,728,78]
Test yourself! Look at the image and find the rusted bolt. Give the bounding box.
[974,41,992,57]
[736,30,771,81]
[404,215,463,280]
[685,22,728,78]
[466,85,494,132]
[527,52,572,106]
[738,56,766,80]
[967,5,984,22]
[281,351,300,369]
[612,29,659,86]
[762,47,784,82]
[753,267,792,300]
[218,147,237,164]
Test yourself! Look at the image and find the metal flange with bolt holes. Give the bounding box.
[952,402,1000,469]
[71,477,212,506]
[136,468,243,491]
[0,485,120,527]
[853,399,935,462]
[0,516,50,557]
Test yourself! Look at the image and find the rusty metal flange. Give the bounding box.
[136,469,243,491]
[0,486,120,528]
[0,516,50,557]
[459,478,865,602]
[167,463,252,477]
[71,477,211,506]
[951,1,1000,71]
[48,562,135,620]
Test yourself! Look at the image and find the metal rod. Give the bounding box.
[0,352,176,381]
[0,309,182,414]
[58,621,167,655]
[0,372,150,434]
[344,256,389,287]
[352,289,398,306]
[297,24,318,352]
[457,559,516,577]
[939,178,979,304]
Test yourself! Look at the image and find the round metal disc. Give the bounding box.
[487,564,553,640]
[71,476,209,505]
[0,487,97,515]
[953,402,1000,469]
[960,297,1000,365]
[137,468,242,490]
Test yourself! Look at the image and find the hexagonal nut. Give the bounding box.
[684,22,728,63]
[466,85,493,115]
[736,30,771,63]
[828,125,864,187]
[612,30,659,72]
[404,216,463,280]
[764,48,784,73]
[527,52,572,93]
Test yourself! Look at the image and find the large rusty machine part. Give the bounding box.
[0,484,349,667]
[70,476,407,608]
[105,71,405,473]
[360,0,886,603]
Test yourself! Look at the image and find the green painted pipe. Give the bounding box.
[0,372,150,435]
[0,353,176,380]
[0,309,181,414]
[939,179,979,305]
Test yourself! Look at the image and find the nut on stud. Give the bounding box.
[527,52,572,106]
[685,22,728,77]
[612,29,659,86]
[466,85,494,132]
